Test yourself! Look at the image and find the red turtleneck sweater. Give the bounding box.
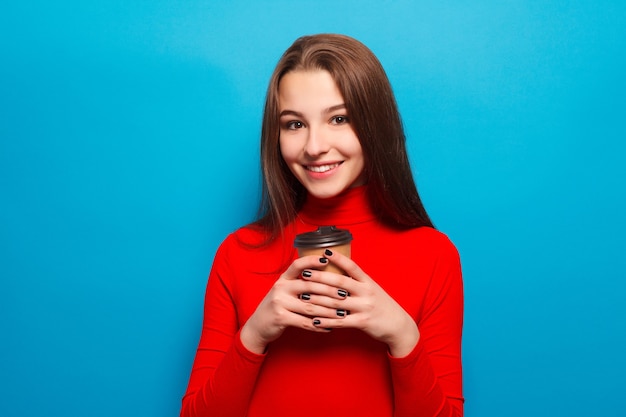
[181,187,464,417]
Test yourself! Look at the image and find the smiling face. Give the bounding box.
[278,70,365,199]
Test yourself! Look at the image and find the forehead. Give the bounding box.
[278,70,344,111]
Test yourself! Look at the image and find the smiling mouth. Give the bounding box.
[305,162,342,173]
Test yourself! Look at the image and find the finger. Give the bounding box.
[312,315,357,330]
[276,309,333,333]
[282,254,335,280]
[298,292,352,312]
[321,249,372,283]
[280,276,349,301]
[283,294,343,320]
[310,319,334,333]
[300,267,359,295]
[296,274,354,300]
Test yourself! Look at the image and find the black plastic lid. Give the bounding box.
[294,226,353,249]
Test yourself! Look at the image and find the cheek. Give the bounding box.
[279,136,298,164]
[345,137,364,160]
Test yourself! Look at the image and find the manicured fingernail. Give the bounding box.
[313,319,321,326]
[302,270,312,278]
[324,249,333,256]
[336,309,346,317]
[337,289,348,298]
[300,293,311,301]
[319,257,328,264]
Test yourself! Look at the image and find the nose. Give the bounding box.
[303,125,329,157]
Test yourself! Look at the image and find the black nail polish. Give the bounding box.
[337,289,348,298]
[302,270,312,278]
[324,249,333,256]
[300,293,311,301]
[319,257,328,264]
[313,319,321,326]
[336,309,346,317]
[324,328,333,331]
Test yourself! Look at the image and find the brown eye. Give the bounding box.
[330,115,349,125]
[286,120,304,130]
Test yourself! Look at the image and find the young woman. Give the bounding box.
[181,34,464,417]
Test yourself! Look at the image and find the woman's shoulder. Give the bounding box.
[216,222,290,260]
[398,226,460,259]
[209,225,266,272]
[214,223,294,275]
[411,226,455,243]
[217,223,270,252]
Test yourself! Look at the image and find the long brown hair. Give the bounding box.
[255,34,434,241]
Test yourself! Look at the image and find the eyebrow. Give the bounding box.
[279,103,346,118]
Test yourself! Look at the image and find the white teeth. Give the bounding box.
[306,163,340,173]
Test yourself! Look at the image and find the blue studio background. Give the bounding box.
[2,1,625,416]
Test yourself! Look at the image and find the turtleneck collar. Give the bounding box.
[297,185,377,227]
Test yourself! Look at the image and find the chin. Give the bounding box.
[305,184,349,199]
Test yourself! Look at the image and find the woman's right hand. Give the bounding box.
[239,255,349,354]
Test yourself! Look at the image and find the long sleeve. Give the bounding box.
[388,235,464,417]
[180,186,465,416]
[180,239,266,417]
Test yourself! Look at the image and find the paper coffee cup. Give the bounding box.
[294,226,352,275]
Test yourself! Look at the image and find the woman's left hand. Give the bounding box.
[301,249,420,357]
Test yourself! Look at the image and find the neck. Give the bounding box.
[297,186,376,227]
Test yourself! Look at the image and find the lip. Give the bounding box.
[303,161,343,179]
